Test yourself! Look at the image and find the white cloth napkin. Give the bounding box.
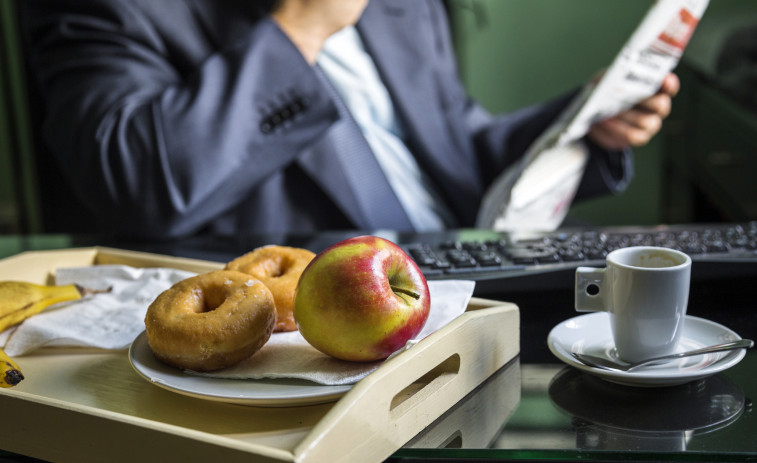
[0,265,475,386]
[0,265,195,356]
[194,279,476,385]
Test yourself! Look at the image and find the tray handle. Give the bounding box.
[294,302,519,463]
[389,353,460,418]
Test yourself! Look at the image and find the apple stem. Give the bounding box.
[391,285,420,300]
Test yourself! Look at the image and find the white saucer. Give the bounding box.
[548,313,747,387]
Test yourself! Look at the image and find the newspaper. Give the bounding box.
[476,0,709,231]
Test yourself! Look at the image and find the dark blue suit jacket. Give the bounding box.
[21,0,632,238]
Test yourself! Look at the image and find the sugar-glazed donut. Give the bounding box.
[144,270,275,372]
[225,245,316,332]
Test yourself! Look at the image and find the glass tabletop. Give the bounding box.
[392,350,755,462]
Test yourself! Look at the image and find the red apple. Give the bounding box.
[293,235,431,362]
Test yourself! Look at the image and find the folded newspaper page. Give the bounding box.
[476,0,709,231]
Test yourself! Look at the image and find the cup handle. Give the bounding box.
[575,267,606,312]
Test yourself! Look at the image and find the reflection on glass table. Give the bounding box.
[548,366,745,452]
[393,352,755,462]
[403,358,522,450]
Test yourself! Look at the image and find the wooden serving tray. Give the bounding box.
[0,247,520,463]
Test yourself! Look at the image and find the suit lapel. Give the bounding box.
[297,67,415,231]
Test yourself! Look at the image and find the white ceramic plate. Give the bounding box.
[548,313,747,387]
[128,332,351,407]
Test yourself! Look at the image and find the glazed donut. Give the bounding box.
[225,245,316,332]
[144,270,276,372]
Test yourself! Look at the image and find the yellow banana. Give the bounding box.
[0,347,23,387]
[0,281,110,333]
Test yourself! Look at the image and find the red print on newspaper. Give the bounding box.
[654,8,698,57]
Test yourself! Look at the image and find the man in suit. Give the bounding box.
[20,0,677,238]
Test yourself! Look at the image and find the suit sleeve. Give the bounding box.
[22,0,339,238]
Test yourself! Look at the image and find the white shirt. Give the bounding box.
[317,26,456,231]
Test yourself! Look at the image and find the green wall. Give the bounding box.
[0,0,39,233]
[451,0,655,112]
[0,0,19,232]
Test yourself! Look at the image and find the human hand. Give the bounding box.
[272,0,369,64]
[587,73,680,151]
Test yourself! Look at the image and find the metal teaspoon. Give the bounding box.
[571,339,754,372]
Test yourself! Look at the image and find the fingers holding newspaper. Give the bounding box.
[588,72,680,151]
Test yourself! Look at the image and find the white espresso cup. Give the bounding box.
[574,246,692,363]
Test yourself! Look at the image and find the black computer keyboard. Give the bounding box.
[402,222,757,296]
